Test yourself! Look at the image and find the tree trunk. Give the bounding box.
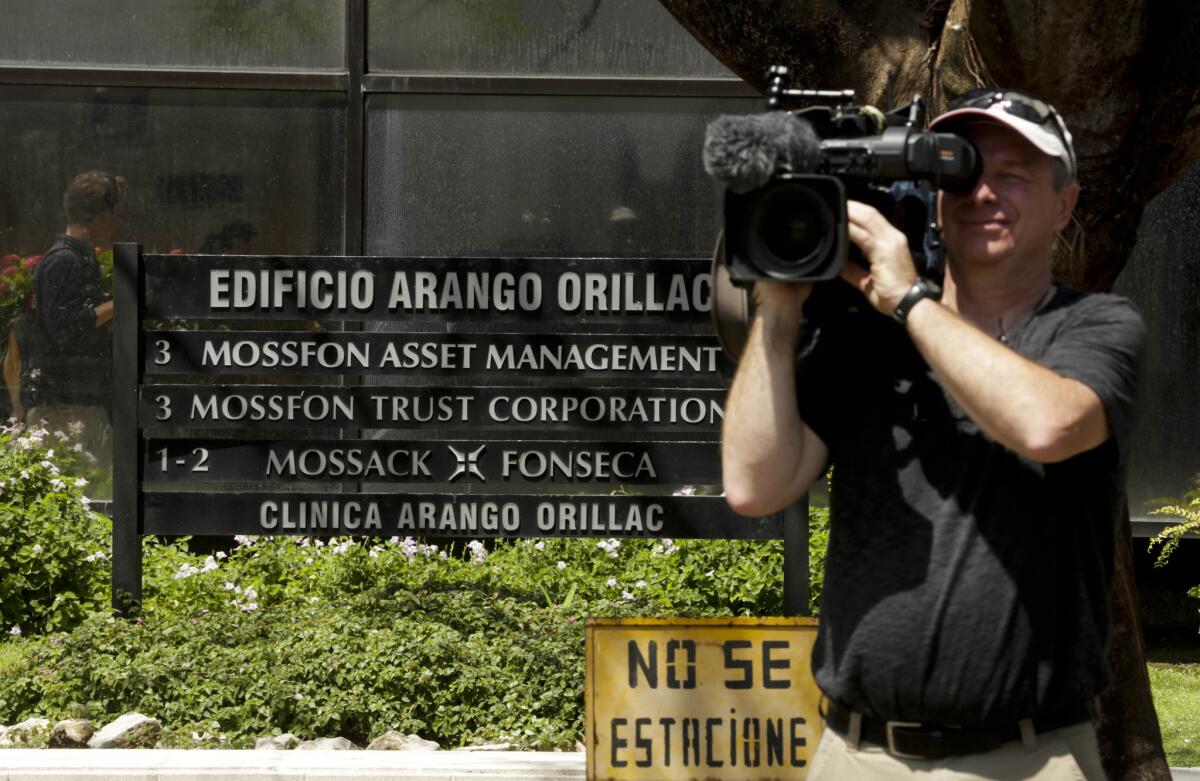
[660,1,1200,777]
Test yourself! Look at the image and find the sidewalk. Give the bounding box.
[0,750,1192,780]
[0,750,585,780]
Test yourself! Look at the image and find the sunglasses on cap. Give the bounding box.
[949,89,1077,176]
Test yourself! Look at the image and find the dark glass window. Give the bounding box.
[0,0,345,71]
[1113,163,1200,516]
[364,94,757,257]
[367,0,732,78]
[0,87,346,257]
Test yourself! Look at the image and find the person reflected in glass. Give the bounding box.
[22,170,124,477]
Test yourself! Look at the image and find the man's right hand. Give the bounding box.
[751,280,811,346]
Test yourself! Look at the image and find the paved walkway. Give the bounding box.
[0,750,1192,779]
[0,750,585,780]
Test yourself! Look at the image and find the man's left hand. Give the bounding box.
[840,200,919,316]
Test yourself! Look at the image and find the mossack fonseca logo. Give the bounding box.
[207,268,712,314]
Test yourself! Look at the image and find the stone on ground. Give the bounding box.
[366,731,441,750]
[296,736,359,750]
[49,719,93,748]
[87,712,162,748]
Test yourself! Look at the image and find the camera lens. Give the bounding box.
[745,181,836,278]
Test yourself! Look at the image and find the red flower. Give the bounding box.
[0,254,19,269]
[1,266,18,277]
[23,255,42,268]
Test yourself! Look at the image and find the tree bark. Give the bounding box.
[660,1,1200,777]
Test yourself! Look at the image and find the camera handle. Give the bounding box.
[766,65,856,110]
[920,182,947,287]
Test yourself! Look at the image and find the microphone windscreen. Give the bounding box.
[703,112,821,193]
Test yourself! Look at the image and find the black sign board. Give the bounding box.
[143,493,775,539]
[112,247,808,617]
[145,331,734,380]
[143,255,715,325]
[142,439,721,486]
[139,385,726,432]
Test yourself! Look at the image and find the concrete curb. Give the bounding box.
[0,750,1192,780]
[0,750,586,780]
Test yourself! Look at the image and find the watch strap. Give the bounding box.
[892,278,941,325]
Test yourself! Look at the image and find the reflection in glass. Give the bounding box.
[0,0,344,71]
[368,0,733,78]
[0,86,346,257]
[0,86,347,496]
[1113,162,1200,516]
[365,94,758,257]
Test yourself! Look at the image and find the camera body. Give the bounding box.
[720,69,979,286]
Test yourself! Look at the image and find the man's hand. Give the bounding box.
[839,200,918,316]
[94,300,114,329]
[751,279,811,346]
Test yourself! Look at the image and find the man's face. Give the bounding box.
[938,122,1078,271]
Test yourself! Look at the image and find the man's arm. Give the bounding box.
[722,283,830,517]
[841,201,1108,463]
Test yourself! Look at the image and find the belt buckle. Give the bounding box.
[885,720,933,760]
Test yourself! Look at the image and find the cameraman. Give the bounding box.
[722,91,1143,780]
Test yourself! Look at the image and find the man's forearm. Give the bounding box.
[722,302,825,516]
[904,297,1108,462]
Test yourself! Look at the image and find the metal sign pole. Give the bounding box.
[782,495,810,616]
[111,242,143,615]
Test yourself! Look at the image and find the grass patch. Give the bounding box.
[1149,662,1200,767]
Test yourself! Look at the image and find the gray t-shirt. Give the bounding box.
[795,283,1145,727]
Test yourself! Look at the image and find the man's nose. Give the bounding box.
[967,175,999,204]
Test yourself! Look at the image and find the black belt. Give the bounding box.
[823,699,1093,760]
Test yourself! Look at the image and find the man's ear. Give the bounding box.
[1054,181,1080,232]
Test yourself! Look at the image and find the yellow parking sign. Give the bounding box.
[586,617,822,780]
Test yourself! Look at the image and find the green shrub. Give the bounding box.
[0,422,111,635]
[1149,477,1200,617]
[0,436,832,748]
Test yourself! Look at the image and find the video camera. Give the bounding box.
[705,66,981,286]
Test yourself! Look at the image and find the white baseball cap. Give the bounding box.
[930,90,1077,181]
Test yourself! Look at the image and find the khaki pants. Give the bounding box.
[25,404,113,479]
[808,720,1106,781]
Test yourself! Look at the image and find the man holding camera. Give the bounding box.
[722,91,1144,780]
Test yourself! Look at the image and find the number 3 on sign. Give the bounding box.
[158,447,210,473]
[153,339,171,365]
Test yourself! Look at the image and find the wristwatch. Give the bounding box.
[891,278,942,325]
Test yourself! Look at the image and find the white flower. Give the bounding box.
[621,591,635,601]
[467,539,488,563]
[32,544,42,554]
[73,477,88,488]
[214,551,227,559]
[556,560,567,570]
[705,569,715,578]
[534,541,545,551]
[606,577,618,588]
[234,535,257,547]
[224,582,238,591]
[85,551,108,562]
[635,580,647,588]
[8,625,20,636]
[202,556,219,571]
[174,562,200,579]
